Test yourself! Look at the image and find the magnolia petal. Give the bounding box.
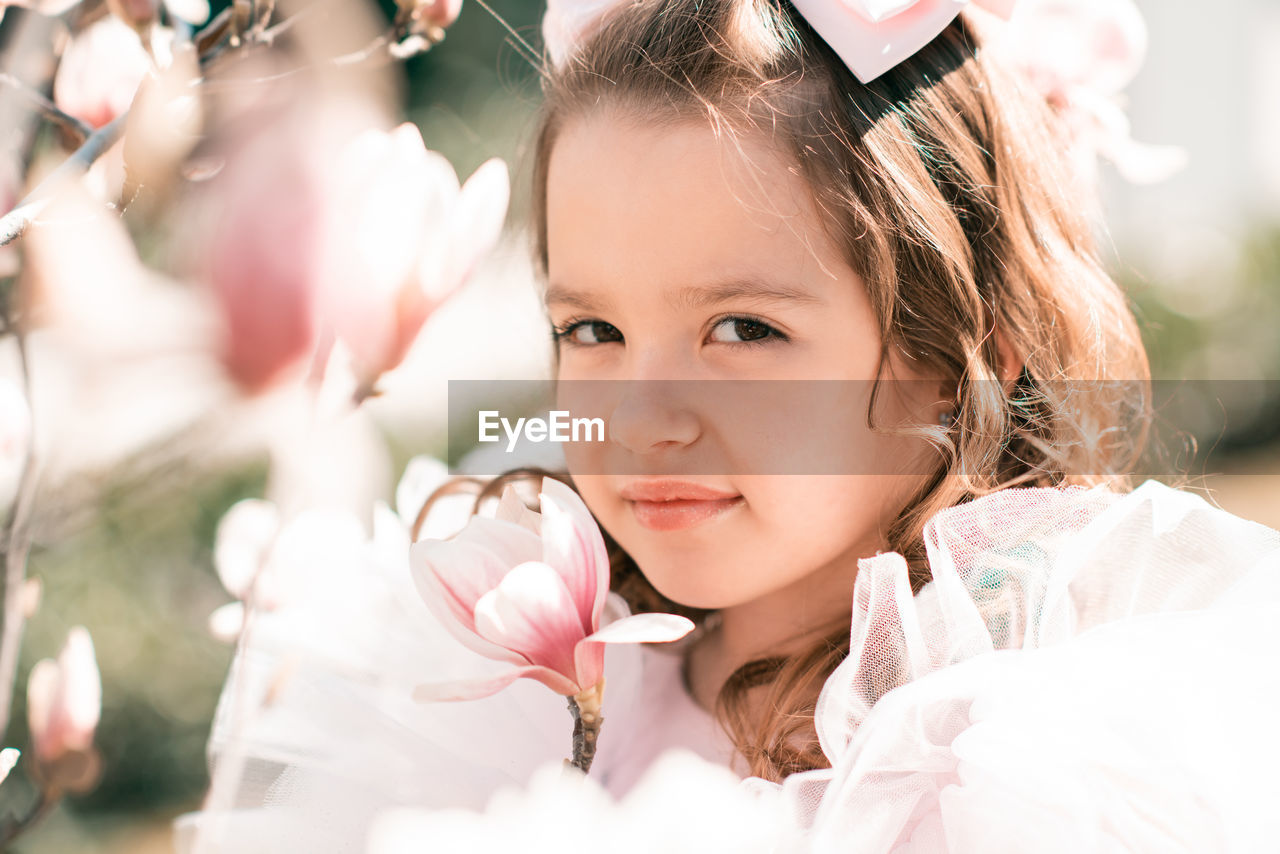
[59,627,102,737]
[26,659,57,753]
[0,747,19,787]
[585,612,696,644]
[208,601,246,643]
[1105,138,1189,186]
[325,124,438,375]
[430,157,510,303]
[538,477,609,635]
[473,561,586,683]
[163,0,208,24]
[452,515,543,569]
[541,0,619,66]
[412,663,578,702]
[412,150,463,299]
[573,639,606,692]
[409,538,528,665]
[213,499,281,600]
[495,483,541,535]
[411,535,519,616]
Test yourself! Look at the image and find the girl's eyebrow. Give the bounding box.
[674,279,824,309]
[544,278,824,312]
[545,284,608,312]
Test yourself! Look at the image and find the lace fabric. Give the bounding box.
[175,478,1280,852]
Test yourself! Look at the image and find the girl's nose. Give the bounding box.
[607,378,702,456]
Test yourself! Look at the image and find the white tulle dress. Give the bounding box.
[173,478,1280,853]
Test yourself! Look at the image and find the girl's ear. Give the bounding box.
[991,321,1024,391]
[933,317,1024,406]
[982,303,1023,392]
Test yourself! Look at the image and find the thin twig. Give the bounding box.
[471,0,542,72]
[0,328,40,744]
[0,110,127,248]
[195,6,234,55]
[0,780,57,846]
[0,73,93,146]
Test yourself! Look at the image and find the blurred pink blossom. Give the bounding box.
[26,626,101,766]
[204,134,326,395]
[396,0,462,29]
[997,0,1187,184]
[200,116,507,397]
[319,123,509,396]
[410,477,694,701]
[53,16,151,129]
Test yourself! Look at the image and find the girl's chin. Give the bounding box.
[624,551,763,611]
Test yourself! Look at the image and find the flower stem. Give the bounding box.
[566,680,604,774]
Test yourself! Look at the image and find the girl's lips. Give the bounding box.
[618,480,743,532]
[618,480,739,502]
[628,496,744,531]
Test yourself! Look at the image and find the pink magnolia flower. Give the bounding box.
[202,116,327,395]
[410,477,694,701]
[197,112,507,397]
[319,123,509,396]
[26,626,102,765]
[53,16,151,129]
[395,0,462,30]
[997,0,1187,184]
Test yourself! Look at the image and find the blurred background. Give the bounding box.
[0,0,1277,850]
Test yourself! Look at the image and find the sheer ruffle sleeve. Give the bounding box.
[759,478,1280,851]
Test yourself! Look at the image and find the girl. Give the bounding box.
[179,0,1280,850]
[529,0,1149,781]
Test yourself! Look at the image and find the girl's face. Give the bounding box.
[544,112,942,613]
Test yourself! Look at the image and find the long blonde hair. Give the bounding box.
[464,0,1153,782]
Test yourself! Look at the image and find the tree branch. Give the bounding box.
[0,111,127,248]
[0,327,40,744]
[0,73,93,147]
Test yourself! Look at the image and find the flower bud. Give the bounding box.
[27,627,101,761]
[395,0,461,30]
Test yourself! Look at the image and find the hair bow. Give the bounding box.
[542,0,1015,82]
[789,0,1014,83]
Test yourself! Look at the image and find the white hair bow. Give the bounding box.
[541,0,1015,83]
[789,0,1014,82]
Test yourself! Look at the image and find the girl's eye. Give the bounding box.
[708,316,787,345]
[554,319,623,346]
